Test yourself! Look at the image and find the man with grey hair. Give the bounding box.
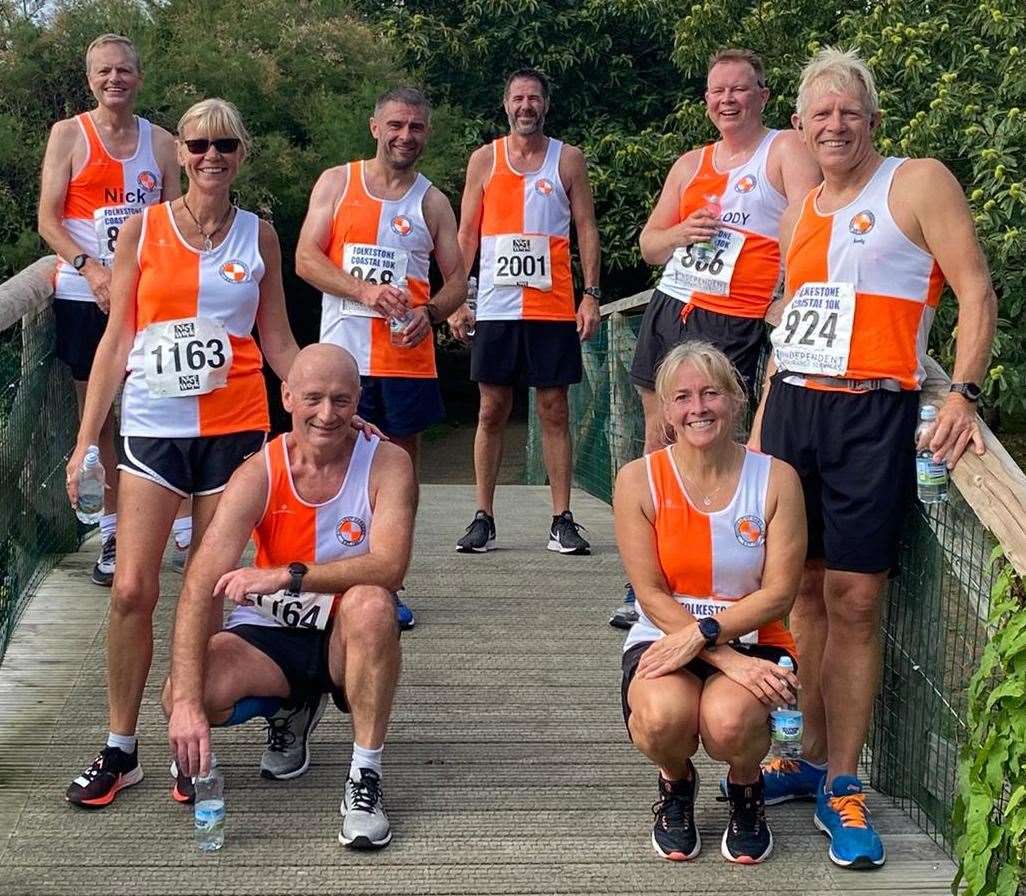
[38,33,179,586]
[749,46,996,869]
[297,86,468,632]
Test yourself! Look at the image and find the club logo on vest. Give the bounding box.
[391,215,412,236]
[734,174,757,193]
[849,210,876,236]
[336,515,367,546]
[534,177,554,197]
[219,260,249,283]
[734,515,766,547]
[137,170,158,193]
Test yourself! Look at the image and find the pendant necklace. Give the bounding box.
[677,444,742,507]
[181,196,234,251]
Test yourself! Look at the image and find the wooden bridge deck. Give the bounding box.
[0,484,955,895]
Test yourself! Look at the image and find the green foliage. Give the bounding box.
[952,552,1026,895]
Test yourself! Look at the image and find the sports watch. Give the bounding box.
[697,617,721,649]
[582,286,603,301]
[72,253,91,271]
[286,562,308,595]
[949,382,982,402]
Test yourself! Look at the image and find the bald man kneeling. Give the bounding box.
[166,344,416,850]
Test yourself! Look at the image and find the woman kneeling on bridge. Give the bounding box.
[614,341,806,864]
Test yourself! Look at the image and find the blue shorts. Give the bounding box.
[358,376,445,438]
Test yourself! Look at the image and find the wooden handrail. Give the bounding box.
[0,256,57,333]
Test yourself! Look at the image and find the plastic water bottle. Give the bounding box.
[916,405,949,504]
[194,766,225,851]
[770,656,802,759]
[75,446,105,524]
[466,276,478,337]
[389,275,413,346]
[692,193,722,262]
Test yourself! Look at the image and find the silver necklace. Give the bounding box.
[676,445,743,507]
[181,196,234,251]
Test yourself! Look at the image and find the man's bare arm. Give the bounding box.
[639,149,709,266]
[771,129,822,204]
[424,187,468,319]
[456,146,490,272]
[154,126,181,201]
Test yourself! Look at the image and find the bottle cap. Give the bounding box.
[778,655,795,670]
[920,404,938,421]
[83,446,100,466]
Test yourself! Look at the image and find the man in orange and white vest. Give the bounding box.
[750,48,996,869]
[297,86,467,630]
[449,68,601,556]
[38,33,179,586]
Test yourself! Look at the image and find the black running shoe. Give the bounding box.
[91,534,116,587]
[722,773,773,864]
[66,744,143,809]
[547,510,590,555]
[456,510,496,553]
[651,762,701,861]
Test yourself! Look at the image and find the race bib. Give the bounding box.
[676,594,757,645]
[142,317,233,398]
[93,205,141,266]
[335,243,409,318]
[771,282,856,377]
[493,235,552,290]
[671,228,745,296]
[249,589,336,630]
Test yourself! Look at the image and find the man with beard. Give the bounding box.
[297,86,467,634]
[449,68,601,556]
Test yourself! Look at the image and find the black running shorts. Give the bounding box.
[54,298,109,382]
[470,320,582,387]
[358,375,445,437]
[620,640,795,732]
[118,430,265,497]
[759,375,920,574]
[629,289,767,399]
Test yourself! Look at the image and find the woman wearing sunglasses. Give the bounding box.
[62,97,304,809]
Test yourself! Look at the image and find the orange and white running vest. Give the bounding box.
[227,432,379,631]
[55,113,163,302]
[623,447,796,655]
[120,202,269,438]
[320,161,435,378]
[656,129,786,319]
[478,137,574,322]
[771,157,945,391]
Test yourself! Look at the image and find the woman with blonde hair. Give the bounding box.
[614,340,806,864]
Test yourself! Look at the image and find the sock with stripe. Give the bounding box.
[100,513,117,544]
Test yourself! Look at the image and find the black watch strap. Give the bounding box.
[287,562,308,595]
[950,382,982,402]
[583,286,602,301]
[72,253,91,271]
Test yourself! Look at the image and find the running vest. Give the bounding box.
[120,202,269,438]
[771,157,945,391]
[227,432,379,630]
[320,161,435,378]
[55,113,163,301]
[656,130,786,319]
[623,447,796,654]
[478,137,574,322]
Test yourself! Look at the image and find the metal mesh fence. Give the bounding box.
[528,306,996,857]
[0,307,80,662]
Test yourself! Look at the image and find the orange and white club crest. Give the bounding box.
[391,216,412,236]
[848,210,876,236]
[219,260,248,283]
[336,515,367,546]
[734,175,757,193]
[734,515,766,547]
[137,170,158,192]
[534,178,554,197]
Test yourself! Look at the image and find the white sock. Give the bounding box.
[350,743,383,780]
[100,513,117,543]
[172,515,193,550]
[107,731,137,753]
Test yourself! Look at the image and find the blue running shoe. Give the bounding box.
[719,757,824,805]
[814,775,886,869]
[394,594,415,631]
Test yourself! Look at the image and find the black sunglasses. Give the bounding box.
[183,137,241,155]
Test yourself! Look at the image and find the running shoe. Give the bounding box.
[394,594,415,631]
[814,775,886,869]
[720,756,825,805]
[66,744,143,809]
[260,693,328,780]
[170,759,195,804]
[651,761,701,861]
[547,510,590,555]
[456,510,496,553]
[721,774,773,864]
[609,582,639,629]
[339,768,392,849]
[91,534,116,587]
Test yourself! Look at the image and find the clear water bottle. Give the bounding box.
[916,405,949,504]
[75,446,105,524]
[770,655,802,759]
[389,274,413,346]
[194,766,225,851]
[692,192,722,263]
[466,276,478,337]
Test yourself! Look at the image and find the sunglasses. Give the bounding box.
[183,137,241,155]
